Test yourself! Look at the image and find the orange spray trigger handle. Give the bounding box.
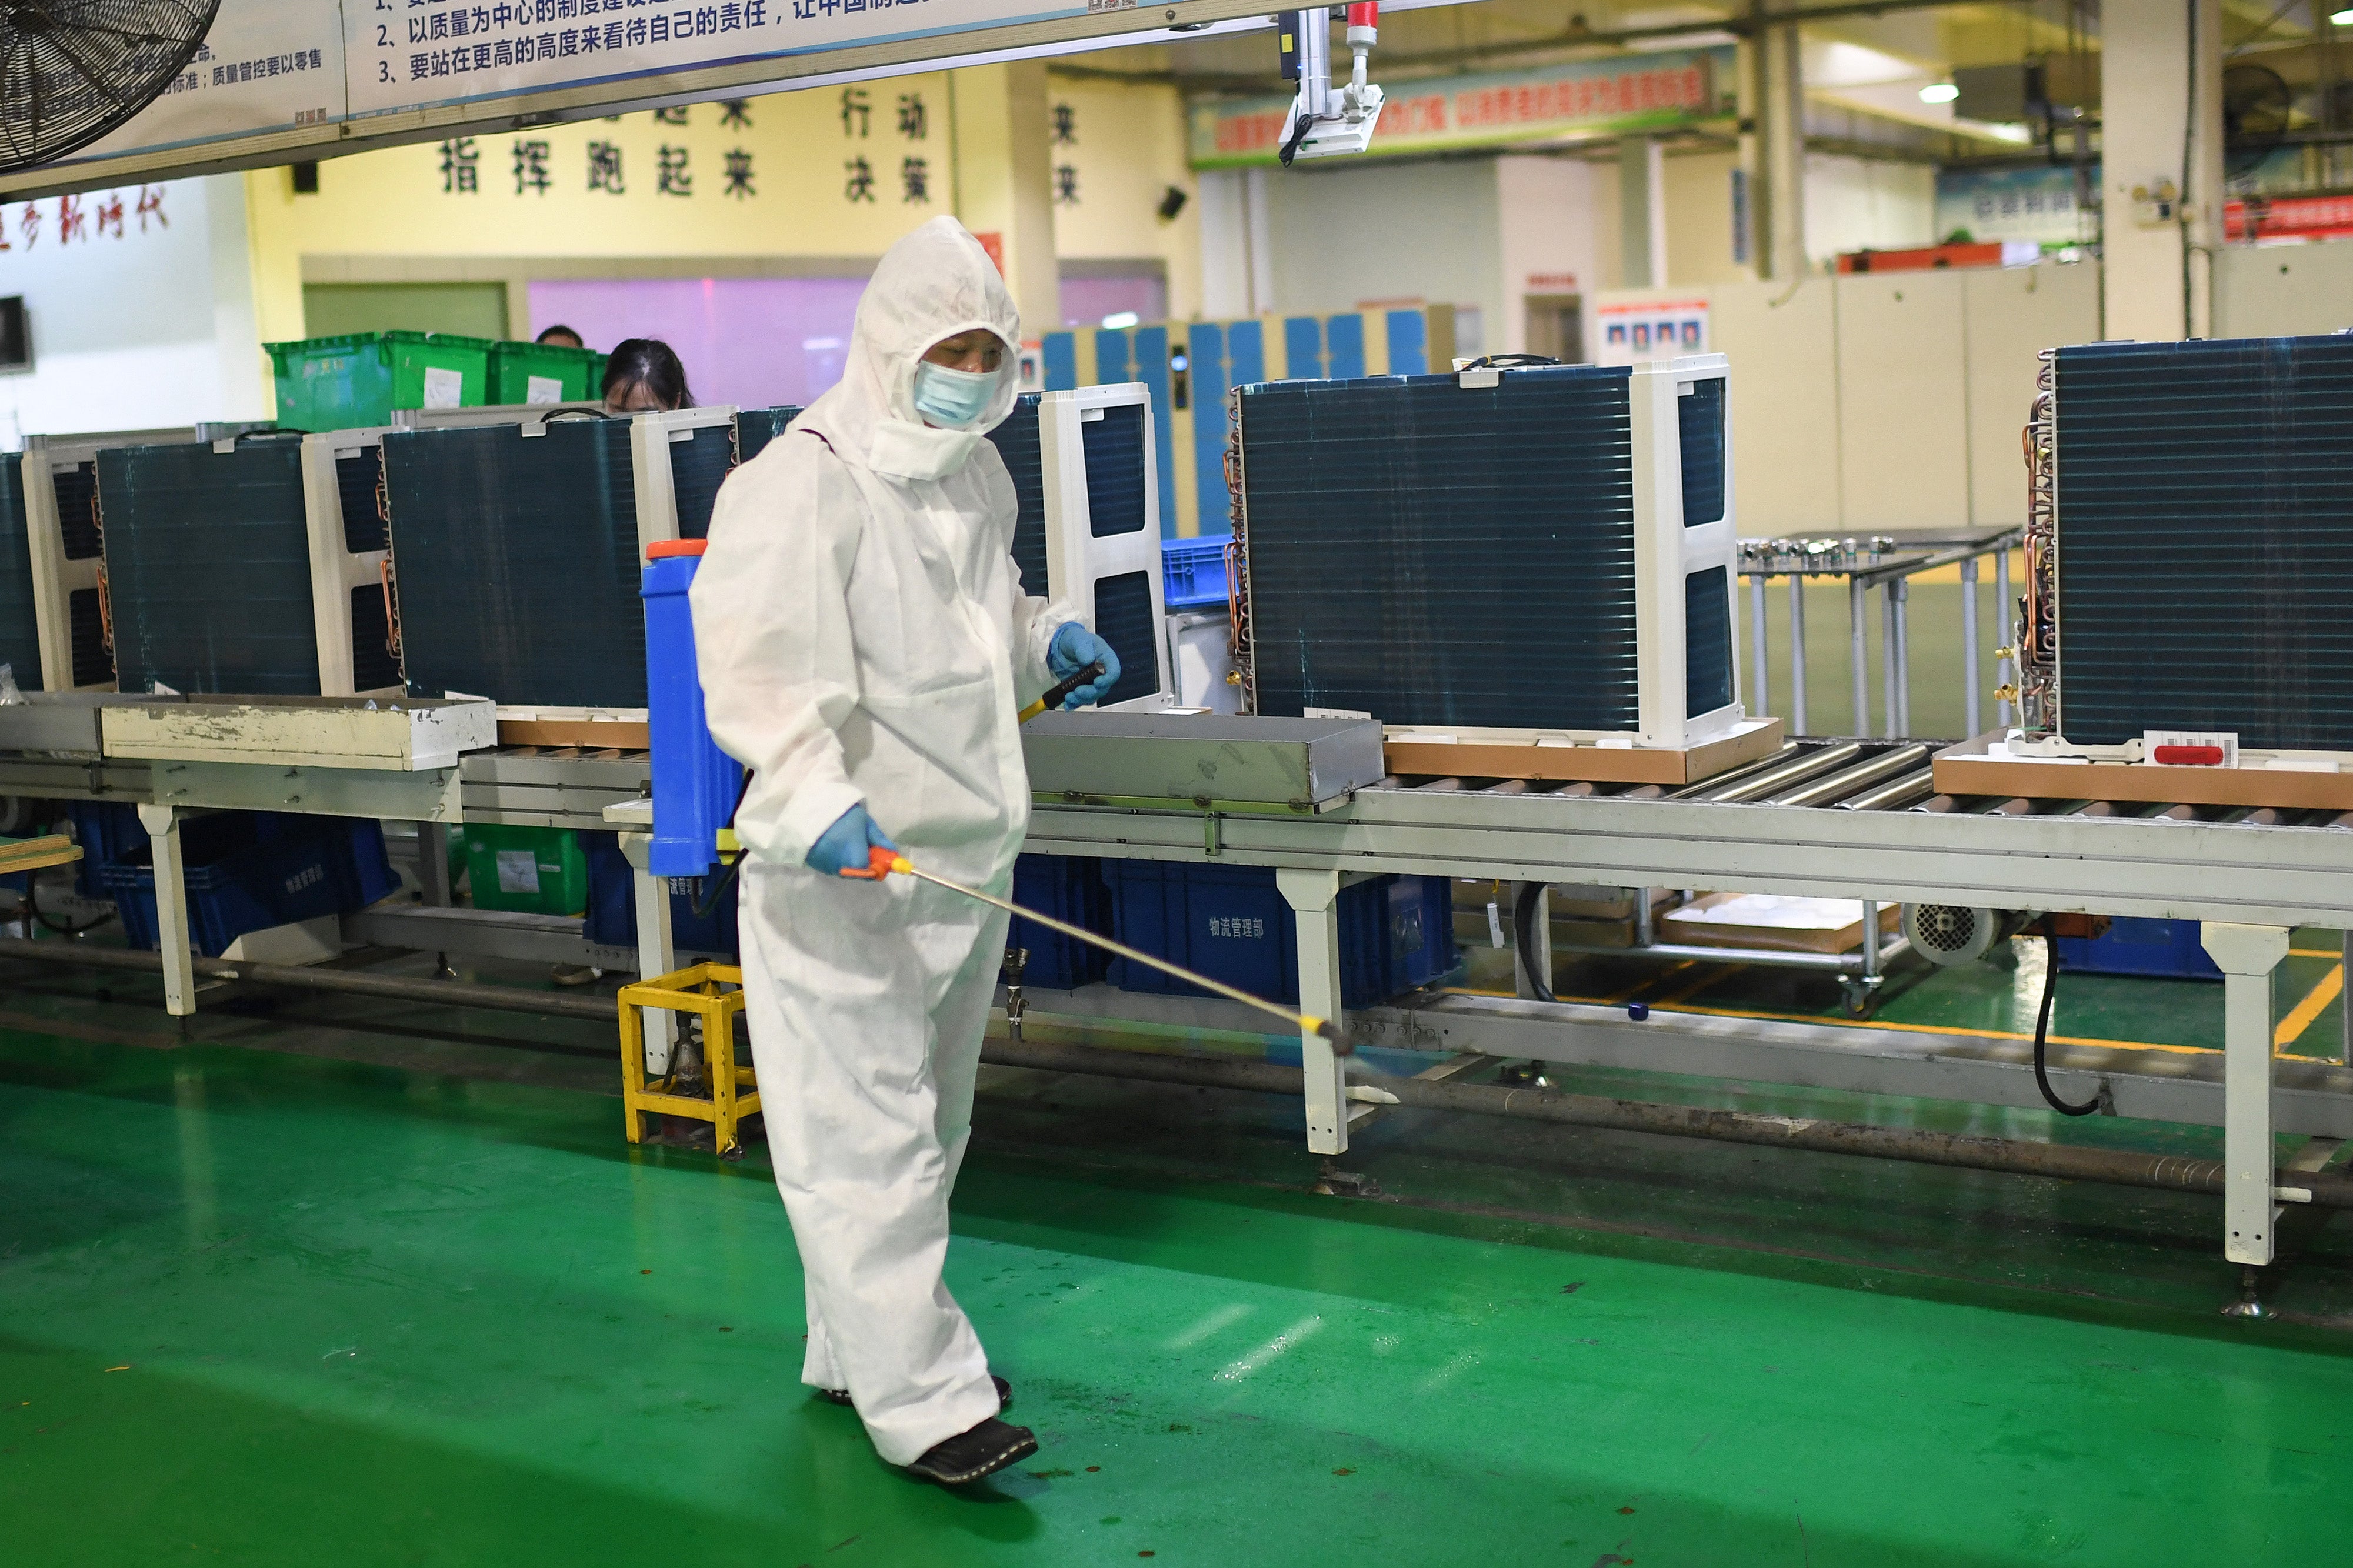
[839,845,909,880]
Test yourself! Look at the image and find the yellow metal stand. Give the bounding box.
[617,963,758,1156]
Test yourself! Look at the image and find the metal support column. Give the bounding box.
[1848,578,1869,738]
[1995,546,2014,729]
[1748,573,1769,717]
[1879,583,1900,739]
[2202,922,2292,1266]
[1513,882,1553,1000]
[417,821,452,907]
[1959,556,1981,738]
[619,831,677,1075]
[1787,570,1808,734]
[1278,867,1348,1156]
[1889,576,1912,738]
[136,803,195,1018]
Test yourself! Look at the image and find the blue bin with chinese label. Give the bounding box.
[642,539,744,879]
[102,812,396,956]
[1101,861,1455,1009]
[1007,853,1112,990]
[2053,917,2222,981]
[582,832,738,959]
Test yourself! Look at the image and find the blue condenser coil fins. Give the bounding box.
[986,392,1049,598]
[0,455,40,688]
[383,419,647,708]
[668,423,736,541]
[99,435,324,696]
[1237,366,1642,730]
[2052,336,2353,750]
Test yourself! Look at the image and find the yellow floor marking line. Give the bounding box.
[2275,964,2345,1048]
[1436,986,2332,1062]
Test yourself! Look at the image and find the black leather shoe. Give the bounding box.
[816,1375,1010,1411]
[904,1417,1038,1486]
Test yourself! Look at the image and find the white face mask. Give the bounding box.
[911,360,996,429]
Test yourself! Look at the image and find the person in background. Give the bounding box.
[535,324,586,349]
[603,338,694,412]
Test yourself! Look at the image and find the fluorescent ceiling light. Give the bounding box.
[2334,5,2353,22]
[1919,82,1959,103]
[1102,311,1141,329]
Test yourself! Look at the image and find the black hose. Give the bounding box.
[687,769,758,923]
[0,895,114,938]
[1512,882,1555,1003]
[2032,916,2102,1117]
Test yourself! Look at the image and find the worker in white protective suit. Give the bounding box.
[690,216,1121,1487]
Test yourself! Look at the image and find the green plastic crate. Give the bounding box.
[488,341,608,406]
[265,331,495,431]
[460,825,588,916]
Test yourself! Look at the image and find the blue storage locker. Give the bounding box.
[1041,332,1080,392]
[1385,309,1429,375]
[1282,316,1325,379]
[1188,321,1234,537]
[1227,319,1267,385]
[1132,324,1180,539]
[1102,862,1455,1009]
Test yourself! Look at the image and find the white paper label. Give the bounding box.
[525,374,565,405]
[1487,900,1505,949]
[495,849,541,895]
[422,365,464,409]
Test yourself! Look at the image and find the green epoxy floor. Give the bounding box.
[5,946,2353,1566]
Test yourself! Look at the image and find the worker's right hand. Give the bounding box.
[806,803,899,879]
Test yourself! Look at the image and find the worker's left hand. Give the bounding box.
[1047,624,1121,708]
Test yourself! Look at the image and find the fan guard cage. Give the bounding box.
[0,1,222,175]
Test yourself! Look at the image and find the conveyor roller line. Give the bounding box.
[1689,742,1866,804]
[1662,741,1801,800]
[979,1037,2353,1209]
[1765,745,1931,808]
[1835,769,1935,812]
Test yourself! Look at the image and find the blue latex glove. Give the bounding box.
[806,803,899,879]
[1047,623,1122,709]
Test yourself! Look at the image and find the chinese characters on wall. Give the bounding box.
[0,187,168,252]
[838,87,933,206]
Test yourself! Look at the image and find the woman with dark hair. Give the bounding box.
[602,338,694,412]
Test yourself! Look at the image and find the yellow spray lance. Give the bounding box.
[711,660,1353,1053]
[841,842,1354,1055]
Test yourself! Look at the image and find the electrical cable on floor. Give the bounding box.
[1512,882,1555,1003]
[2032,916,2101,1117]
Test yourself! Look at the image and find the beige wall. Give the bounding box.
[1600,258,2102,535]
[1665,150,1746,287]
[245,65,1197,352]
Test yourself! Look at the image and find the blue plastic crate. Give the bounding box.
[2053,917,2221,981]
[641,543,744,879]
[1162,534,1233,611]
[582,833,739,958]
[1008,853,1111,990]
[66,800,147,898]
[104,813,396,956]
[1102,862,1456,1010]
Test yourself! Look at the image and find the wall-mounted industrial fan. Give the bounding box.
[0,1,221,175]
[2221,63,2292,181]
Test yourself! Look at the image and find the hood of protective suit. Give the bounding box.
[799,216,1022,482]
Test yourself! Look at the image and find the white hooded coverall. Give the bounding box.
[690,217,1075,1464]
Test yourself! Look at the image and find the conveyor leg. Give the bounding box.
[1278,867,1348,1157]
[1994,546,2014,729]
[1787,571,1808,734]
[619,832,677,1076]
[1959,556,1981,738]
[1848,579,1869,737]
[136,803,195,1019]
[418,821,452,907]
[2202,922,2291,1267]
[1513,882,1554,993]
[1747,573,1769,718]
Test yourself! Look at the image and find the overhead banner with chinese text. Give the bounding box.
[1185,47,1735,170]
[18,0,1236,192]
